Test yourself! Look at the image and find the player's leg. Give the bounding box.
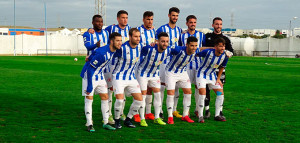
[159,64,166,118]
[82,77,95,132]
[212,87,226,121]
[219,71,226,116]
[149,77,166,125]
[204,84,211,119]
[194,84,200,117]
[112,78,126,129]
[145,87,155,120]
[172,85,182,118]
[104,72,115,124]
[136,77,148,125]
[165,71,178,124]
[196,76,208,123]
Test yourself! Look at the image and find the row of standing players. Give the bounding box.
[81,7,234,132]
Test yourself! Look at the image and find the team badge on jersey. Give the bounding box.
[213,64,219,68]
[155,61,162,66]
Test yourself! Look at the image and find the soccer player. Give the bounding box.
[104,10,131,121]
[82,15,109,56]
[165,36,199,124]
[136,32,170,126]
[112,28,143,129]
[135,11,156,122]
[156,7,182,119]
[203,17,234,119]
[179,15,208,117]
[195,37,229,123]
[81,32,122,132]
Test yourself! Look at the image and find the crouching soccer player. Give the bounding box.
[136,32,170,126]
[195,37,229,123]
[112,28,144,129]
[81,32,122,132]
[165,36,198,124]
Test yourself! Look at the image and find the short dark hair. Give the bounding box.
[92,15,102,22]
[214,37,226,46]
[187,36,198,44]
[186,15,197,22]
[109,32,122,41]
[213,17,222,24]
[169,7,180,14]
[129,28,140,36]
[117,10,128,17]
[158,32,169,40]
[143,11,154,19]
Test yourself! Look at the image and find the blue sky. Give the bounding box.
[0,0,299,30]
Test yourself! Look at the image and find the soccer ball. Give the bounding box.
[74,58,78,61]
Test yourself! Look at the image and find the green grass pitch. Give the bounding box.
[0,56,299,142]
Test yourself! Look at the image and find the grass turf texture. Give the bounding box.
[0,56,299,142]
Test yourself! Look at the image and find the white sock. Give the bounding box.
[160,85,165,113]
[128,100,143,118]
[182,94,191,117]
[114,99,124,120]
[166,95,174,117]
[153,92,161,119]
[205,106,210,111]
[121,97,126,116]
[85,98,93,126]
[194,89,199,112]
[139,95,147,120]
[198,95,206,117]
[108,89,113,116]
[215,95,224,117]
[145,94,152,114]
[173,87,180,112]
[101,100,109,124]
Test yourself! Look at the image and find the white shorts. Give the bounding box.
[187,68,196,84]
[159,64,166,83]
[104,72,113,88]
[196,76,222,90]
[112,76,141,95]
[136,73,161,91]
[82,75,108,96]
[165,71,191,90]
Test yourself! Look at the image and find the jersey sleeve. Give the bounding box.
[221,56,229,68]
[83,32,97,51]
[105,25,112,35]
[113,48,122,58]
[196,49,209,57]
[89,52,104,68]
[179,34,184,46]
[141,46,149,57]
[86,65,96,93]
[201,34,206,47]
[170,46,181,55]
[155,26,163,40]
[224,36,234,52]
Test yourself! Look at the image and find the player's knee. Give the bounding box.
[86,96,93,100]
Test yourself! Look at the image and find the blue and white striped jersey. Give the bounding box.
[82,29,109,56]
[166,46,196,73]
[196,49,229,80]
[137,44,169,77]
[137,25,156,47]
[80,45,115,93]
[179,30,206,70]
[105,24,131,43]
[112,41,142,80]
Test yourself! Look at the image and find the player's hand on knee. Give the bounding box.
[216,79,223,88]
[85,55,89,62]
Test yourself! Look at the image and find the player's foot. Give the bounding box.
[140,119,148,127]
[159,113,164,119]
[114,119,122,129]
[198,116,205,123]
[87,125,95,132]
[103,124,116,130]
[120,114,126,121]
[133,114,141,122]
[194,111,199,117]
[154,118,166,125]
[214,115,226,122]
[173,111,182,118]
[204,110,211,119]
[124,117,136,128]
[167,117,174,124]
[181,115,194,123]
[108,115,115,124]
[145,113,155,120]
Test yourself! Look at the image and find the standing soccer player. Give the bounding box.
[196,37,229,123]
[112,28,143,129]
[136,32,170,126]
[104,10,131,122]
[156,7,182,119]
[165,36,199,124]
[134,11,156,122]
[179,15,209,117]
[203,17,234,119]
[81,32,122,132]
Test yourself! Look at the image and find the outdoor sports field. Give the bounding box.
[0,56,299,142]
